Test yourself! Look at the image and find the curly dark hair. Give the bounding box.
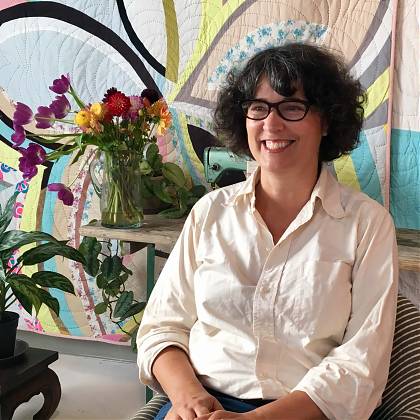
[213,42,366,162]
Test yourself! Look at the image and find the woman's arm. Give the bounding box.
[152,346,223,419]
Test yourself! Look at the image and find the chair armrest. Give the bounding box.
[129,394,169,420]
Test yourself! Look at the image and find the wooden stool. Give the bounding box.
[0,347,61,420]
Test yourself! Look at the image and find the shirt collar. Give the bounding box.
[310,164,346,219]
[225,164,345,219]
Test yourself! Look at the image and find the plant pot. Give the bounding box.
[0,311,19,358]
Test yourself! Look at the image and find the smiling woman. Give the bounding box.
[136,42,398,420]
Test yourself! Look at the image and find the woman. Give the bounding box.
[137,42,398,420]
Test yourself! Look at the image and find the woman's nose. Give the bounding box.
[263,107,286,129]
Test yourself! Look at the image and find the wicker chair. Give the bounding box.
[131,295,420,420]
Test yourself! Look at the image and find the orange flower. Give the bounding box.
[147,99,172,135]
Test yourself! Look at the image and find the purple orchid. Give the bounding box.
[49,95,71,119]
[18,143,46,179]
[11,124,26,146]
[13,102,33,126]
[48,183,74,206]
[49,74,71,94]
[34,106,55,129]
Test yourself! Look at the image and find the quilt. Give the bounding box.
[0,0,418,342]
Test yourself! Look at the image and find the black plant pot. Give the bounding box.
[0,311,19,358]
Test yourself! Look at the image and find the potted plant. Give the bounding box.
[0,192,86,359]
[140,143,206,218]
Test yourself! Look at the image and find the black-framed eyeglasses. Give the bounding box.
[240,99,311,121]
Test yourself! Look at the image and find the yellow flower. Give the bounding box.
[90,102,105,120]
[74,110,91,128]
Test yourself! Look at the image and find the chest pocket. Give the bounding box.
[276,260,352,341]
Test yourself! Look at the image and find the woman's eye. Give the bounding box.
[250,104,267,112]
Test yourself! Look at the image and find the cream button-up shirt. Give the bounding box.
[137,165,398,420]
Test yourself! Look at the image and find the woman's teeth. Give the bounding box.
[264,140,293,150]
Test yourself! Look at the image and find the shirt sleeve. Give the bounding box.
[136,204,202,393]
[293,207,399,420]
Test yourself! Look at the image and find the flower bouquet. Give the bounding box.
[11,74,172,228]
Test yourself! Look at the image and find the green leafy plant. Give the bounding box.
[0,192,86,321]
[140,143,206,218]
[78,235,144,350]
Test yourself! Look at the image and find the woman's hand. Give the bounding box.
[195,410,258,420]
[165,389,224,420]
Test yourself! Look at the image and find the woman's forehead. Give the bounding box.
[255,76,306,99]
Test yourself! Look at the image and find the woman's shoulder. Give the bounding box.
[337,180,391,221]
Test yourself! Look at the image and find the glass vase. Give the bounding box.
[90,150,144,228]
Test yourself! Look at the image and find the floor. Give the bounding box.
[12,331,146,420]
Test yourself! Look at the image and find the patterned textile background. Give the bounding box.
[0,0,418,342]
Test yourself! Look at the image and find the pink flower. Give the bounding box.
[126,95,145,121]
[48,183,74,206]
[49,74,70,94]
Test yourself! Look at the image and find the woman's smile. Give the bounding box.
[262,139,295,151]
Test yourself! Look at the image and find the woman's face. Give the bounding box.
[245,77,326,177]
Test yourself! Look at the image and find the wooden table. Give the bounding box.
[80,215,185,298]
[80,219,420,273]
[0,347,61,420]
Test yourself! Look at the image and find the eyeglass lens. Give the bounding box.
[244,100,308,121]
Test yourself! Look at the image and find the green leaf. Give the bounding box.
[140,177,155,199]
[145,143,159,162]
[70,143,87,165]
[0,230,61,253]
[114,291,134,318]
[145,144,163,173]
[119,302,146,320]
[191,185,206,198]
[100,255,123,282]
[162,162,186,188]
[152,182,174,204]
[96,273,108,289]
[32,271,75,294]
[158,207,188,219]
[37,288,60,316]
[131,325,139,352]
[94,302,108,315]
[0,192,19,236]
[121,265,133,276]
[78,236,101,276]
[139,161,152,175]
[8,273,62,317]
[19,242,86,266]
[10,286,34,315]
[8,275,42,315]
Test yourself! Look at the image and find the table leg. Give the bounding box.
[0,367,61,420]
[146,243,156,403]
[33,368,61,419]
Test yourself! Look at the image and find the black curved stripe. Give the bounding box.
[0,2,161,95]
[116,0,166,77]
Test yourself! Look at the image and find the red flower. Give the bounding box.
[103,88,130,117]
